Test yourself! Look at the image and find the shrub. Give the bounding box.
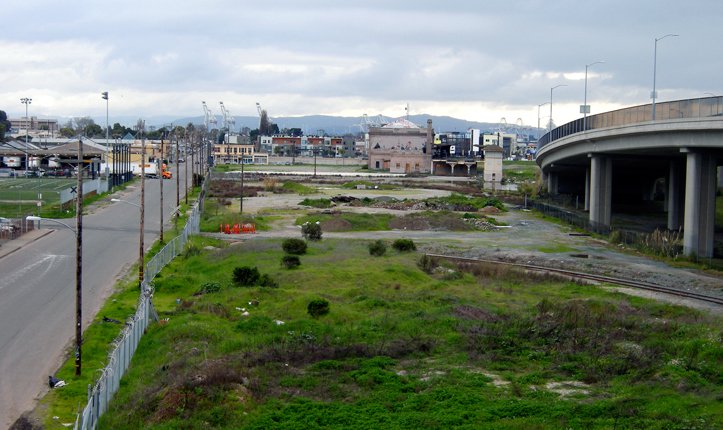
[307,298,330,318]
[263,177,278,191]
[282,238,308,255]
[281,255,301,269]
[232,266,260,286]
[302,222,323,241]
[368,240,387,257]
[392,239,416,252]
[195,281,222,295]
[182,243,202,259]
[417,254,435,274]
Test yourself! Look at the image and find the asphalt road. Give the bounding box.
[0,166,188,428]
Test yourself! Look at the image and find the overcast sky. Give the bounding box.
[2,0,721,129]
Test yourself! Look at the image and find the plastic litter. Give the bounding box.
[273,320,285,325]
[102,316,122,324]
[49,376,66,388]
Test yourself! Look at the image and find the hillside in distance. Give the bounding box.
[166,114,502,135]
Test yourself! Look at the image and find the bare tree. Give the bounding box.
[72,116,94,133]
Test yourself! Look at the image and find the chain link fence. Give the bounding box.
[74,176,207,430]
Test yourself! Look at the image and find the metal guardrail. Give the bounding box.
[74,176,208,430]
[538,95,723,151]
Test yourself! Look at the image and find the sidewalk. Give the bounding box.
[0,228,54,260]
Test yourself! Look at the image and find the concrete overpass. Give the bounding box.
[536,96,723,258]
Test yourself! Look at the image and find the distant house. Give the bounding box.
[368,119,433,174]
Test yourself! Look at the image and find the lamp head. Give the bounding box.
[26,216,41,221]
[101,92,108,100]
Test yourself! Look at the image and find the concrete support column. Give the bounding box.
[548,172,559,196]
[667,160,685,230]
[584,168,590,211]
[588,154,612,227]
[683,151,717,258]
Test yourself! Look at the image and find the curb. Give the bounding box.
[0,229,55,260]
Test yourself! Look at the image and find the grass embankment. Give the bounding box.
[501,160,539,183]
[51,237,723,429]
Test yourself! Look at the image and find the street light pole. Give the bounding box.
[582,61,604,131]
[550,84,567,132]
[21,98,32,145]
[101,92,109,177]
[537,102,549,140]
[652,34,678,121]
[26,215,81,375]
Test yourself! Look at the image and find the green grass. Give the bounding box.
[297,212,396,231]
[281,181,318,196]
[68,239,723,429]
[0,177,78,217]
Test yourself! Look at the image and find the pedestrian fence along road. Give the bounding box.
[74,184,205,430]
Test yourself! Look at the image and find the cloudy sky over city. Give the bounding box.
[2,0,721,128]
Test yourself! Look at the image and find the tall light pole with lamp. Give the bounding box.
[582,61,604,131]
[27,217,82,375]
[101,92,109,178]
[537,102,549,140]
[21,98,31,146]
[550,84,567,132]
[652,34,678,121]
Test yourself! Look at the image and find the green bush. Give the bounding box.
[281,255,301,269]
[195,281,222,295]
[182,243,202,259]
[232,266,260,286]
[232,266,279,288]
[307,298,330,318]
[368,240,387,257]
[391,239,416,252]
[302,222,323,241]
[282,238,307,255]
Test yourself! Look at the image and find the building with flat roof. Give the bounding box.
[368,119,433,174]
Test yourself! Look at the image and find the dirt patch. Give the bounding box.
[479,206,503,215]
[320,218,353,231]
[453,305,502,322]
[388,216,474,231]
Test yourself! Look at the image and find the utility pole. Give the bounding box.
[159,134,164,243]
[139,120,146,291]
[175,133,180,231]
[240,157,244,213]
[185,132,189,204]
[75,136,83,376]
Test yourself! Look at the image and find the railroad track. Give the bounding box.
[427,253,723,307]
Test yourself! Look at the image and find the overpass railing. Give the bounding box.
[538,96,723,151]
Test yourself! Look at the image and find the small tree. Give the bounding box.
[368,240,387,257]
[281,255,301,269]
[282,238,307,255]
[392,239,416,252]
[307,298,330,318]
[302,222,323,241]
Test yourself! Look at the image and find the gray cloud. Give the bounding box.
[1,0,721,127]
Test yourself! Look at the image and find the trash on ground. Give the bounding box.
[102,316,122,324]
[49,376,66,388]
[273,320,285,325]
